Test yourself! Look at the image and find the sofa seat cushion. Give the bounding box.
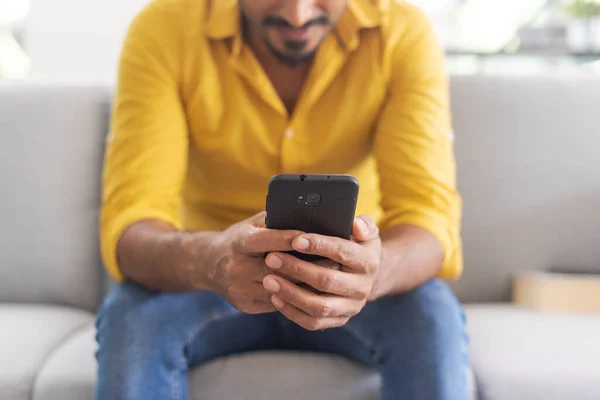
[187,352,381,400]
[0,305,94,400]
[34,323,477,400]
[32,325,98,400]
[465,304,600,400]
[33,323,382,400]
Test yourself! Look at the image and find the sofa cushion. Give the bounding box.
[450,75,600,302]
[465,304,600,400]
[33,324,381,400]
[33,323,477,400]
[188,353,381,400]
[0,305,94,400]
[0,83,109,311]
[32,325,98,400]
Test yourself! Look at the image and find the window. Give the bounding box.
[0,0,31,79]
[2,0,599,79]
[413,0,600,74]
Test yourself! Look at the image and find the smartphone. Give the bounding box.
[265,174,359,261]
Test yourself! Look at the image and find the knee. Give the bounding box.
[376,280,465,341]
[96,283,232,342]
[94,283,193,372]
[411,280,464,335]
[96,282,160,339]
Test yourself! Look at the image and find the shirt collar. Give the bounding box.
[204,0,381,53]
[337,0,381,51]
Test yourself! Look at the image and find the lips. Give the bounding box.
[276,26,313,41]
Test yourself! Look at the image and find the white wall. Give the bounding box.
[25,0,149,84]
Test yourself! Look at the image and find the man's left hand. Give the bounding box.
[262,216,382,331]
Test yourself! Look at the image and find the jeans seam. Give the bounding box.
[172,369,181,400]
[172,309,243,399]
[183,309,244,360]
[339,323,381,364]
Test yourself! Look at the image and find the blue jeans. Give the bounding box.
[95,279,468,400]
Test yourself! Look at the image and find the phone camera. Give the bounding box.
[305,193,322,205]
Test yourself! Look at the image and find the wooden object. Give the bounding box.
[513,270,600,313]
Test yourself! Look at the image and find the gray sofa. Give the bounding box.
[1,75,599,400]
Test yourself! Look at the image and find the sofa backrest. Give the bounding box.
[1,76,600,309]
[0,83,109,311]
[450,75,600,302]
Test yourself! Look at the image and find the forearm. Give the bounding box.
[372,224,444,298]
[117,220,218,292]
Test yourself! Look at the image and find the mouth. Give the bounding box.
[275,25,313,42]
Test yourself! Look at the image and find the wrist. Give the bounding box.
[156,230,219,291]
[193,229,226,291]
[369,247,390,301]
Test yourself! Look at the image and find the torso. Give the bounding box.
[177,3,391,231]
[250,44,312,116]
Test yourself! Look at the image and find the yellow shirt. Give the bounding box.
[101,0,462,282]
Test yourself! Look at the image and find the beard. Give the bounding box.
[258,14,331,68]
[264,38,319,68]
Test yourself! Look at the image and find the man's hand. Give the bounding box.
[206,212,302,315]
[262,216,382,330]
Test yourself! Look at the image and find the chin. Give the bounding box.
[272,33,324,52]
[272,48,318,68]
[264,36,323,67]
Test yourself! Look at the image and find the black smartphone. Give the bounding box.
[265,174,359,261]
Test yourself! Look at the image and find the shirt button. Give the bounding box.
[285,128,295,138]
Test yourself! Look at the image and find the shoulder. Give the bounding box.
[128,0,211,36]
[377,0,434,45]
[368,1,445,83]
[135,0,209,17]
[381,0,428,20]
[120,0,213,80]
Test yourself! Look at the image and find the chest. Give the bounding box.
[181,37,388,175]
[263,65,308,116]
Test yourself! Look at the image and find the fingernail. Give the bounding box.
[264,278,281,293]
[356,218,369,234]
[265,254,282,269]
[272,295,284,309]
[295,237,310,250]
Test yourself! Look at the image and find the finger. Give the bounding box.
[228,282,273,303]
[265,252,368,299]
[313,259,342,271]
[247,257,277,282]
[245,257,301,284]
[291,234,376,272]
[263,275,364,318]
[271,295,349,331]
[248,211,268,228]
[352,215,379,242]
[237,228,303,254]
[238,300,278,315]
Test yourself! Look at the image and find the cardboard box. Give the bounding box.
[513,270,600,314]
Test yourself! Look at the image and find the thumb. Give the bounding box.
[352,216,379,242]
[249,211,268,228]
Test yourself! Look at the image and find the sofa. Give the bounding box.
[1,75,599,400]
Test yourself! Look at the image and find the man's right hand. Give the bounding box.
[116,212,301,313]
[204,212,302,314]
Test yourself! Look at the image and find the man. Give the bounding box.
[97,0,467,399]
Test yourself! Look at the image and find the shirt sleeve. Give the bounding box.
[100,2,189,281]
[374,8,463,279]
